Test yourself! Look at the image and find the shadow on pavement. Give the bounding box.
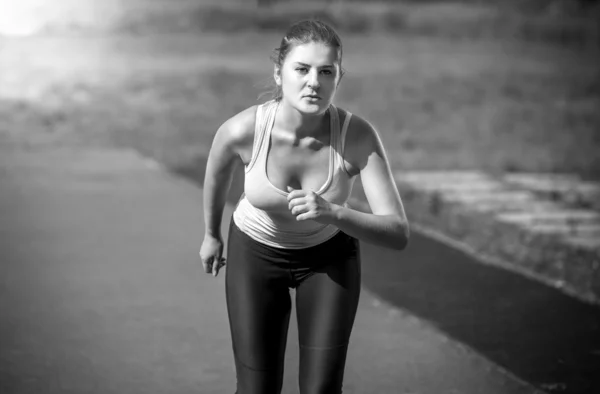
[359,235,600,394]
[172,156,600,394]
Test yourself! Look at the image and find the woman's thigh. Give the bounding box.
[225,223,293,391]
[294,237,361,393]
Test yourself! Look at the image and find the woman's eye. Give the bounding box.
[296,68,308,74]
[321,70,332,75]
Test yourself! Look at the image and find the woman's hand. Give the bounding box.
[199,235,226,277]
[286,186,338,224]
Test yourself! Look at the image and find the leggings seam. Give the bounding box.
[234,353,281,372]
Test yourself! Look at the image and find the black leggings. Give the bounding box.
[225,220,361,394]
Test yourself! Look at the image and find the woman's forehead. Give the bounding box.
[285,42,339,65]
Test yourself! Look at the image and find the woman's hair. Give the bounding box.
[266,19,345,101]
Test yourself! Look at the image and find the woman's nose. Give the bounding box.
[307,71,320,88]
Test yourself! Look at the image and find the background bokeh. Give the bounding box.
[1,0,599,182]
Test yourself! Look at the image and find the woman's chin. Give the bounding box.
[299,100,329,115]
[281,96,331,115]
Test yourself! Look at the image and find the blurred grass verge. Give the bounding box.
[189,1,599,50]
[1,0,599,180]
[17,0,600,49]
[2,57,598,179]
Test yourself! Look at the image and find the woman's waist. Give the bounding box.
[233,197,340,249]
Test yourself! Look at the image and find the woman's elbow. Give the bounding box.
[391,219,410,251]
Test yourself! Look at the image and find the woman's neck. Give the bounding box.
[276,99,329,140]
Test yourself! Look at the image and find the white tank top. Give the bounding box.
[232,99,356,249]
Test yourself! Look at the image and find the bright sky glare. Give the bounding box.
[0,0,49,36]
[0,0,110,36]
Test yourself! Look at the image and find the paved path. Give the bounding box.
[393,170,600,305]
[0,147,551,394]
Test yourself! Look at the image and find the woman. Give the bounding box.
[200,19,409,394]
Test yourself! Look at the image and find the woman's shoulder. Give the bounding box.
[222,104,258,135]
[335,107,378,146]
[335,107,386,172]
[217,104,261,148]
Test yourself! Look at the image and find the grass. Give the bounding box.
[2,32,598,180]
[1,1,599,181]
[5,0,598,49]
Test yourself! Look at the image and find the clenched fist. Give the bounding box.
[286,186,338,224]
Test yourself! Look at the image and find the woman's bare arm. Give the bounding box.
[287,114,409,250]
[203,107,256,239]
[331,116,409,249]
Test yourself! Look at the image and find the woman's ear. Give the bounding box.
[273,65,281,86]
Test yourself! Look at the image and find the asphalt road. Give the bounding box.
[1,147,597,394]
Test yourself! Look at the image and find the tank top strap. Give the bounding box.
[340,110,352,158]
[331,105,353,176]
[328,103,339,152]
[246,100,278,173]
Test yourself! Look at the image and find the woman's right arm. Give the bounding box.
[200,107,256,276]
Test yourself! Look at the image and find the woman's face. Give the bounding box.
[276,41,341,115]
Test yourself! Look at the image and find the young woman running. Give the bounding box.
[200,19,409,394]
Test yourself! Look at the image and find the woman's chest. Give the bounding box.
[244,142,333,214]
[266,140,332,192]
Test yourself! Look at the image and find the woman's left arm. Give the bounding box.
[287,116,409,250]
